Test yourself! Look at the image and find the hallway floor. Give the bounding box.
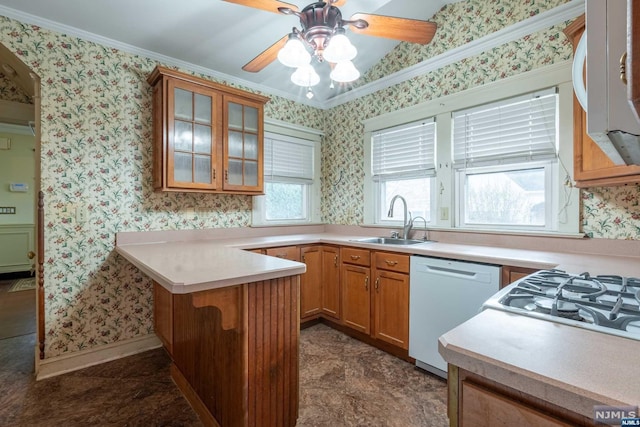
[0,324,448,426]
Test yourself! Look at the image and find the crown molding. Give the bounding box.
[324,0,585,109]
[0,5,324,109]
[0,0,583,111]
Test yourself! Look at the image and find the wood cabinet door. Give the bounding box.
[300,246,322,319]
[265,246,300,261]
[373,269,409,350]
[563,15,640,187]
[341,264,371,334]
[321,246,340,320]
[461,381,574,427]
[166,78,222,191]
[222,94,264,193]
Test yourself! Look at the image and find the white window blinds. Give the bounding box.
[452,88,558,168]
[264,135,314,181]
[372,119,436,177]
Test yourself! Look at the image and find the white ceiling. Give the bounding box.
[0,0,460,105]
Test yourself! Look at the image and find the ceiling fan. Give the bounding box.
[223,0,438,78]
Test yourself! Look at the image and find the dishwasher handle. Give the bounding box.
[416,264,492,283]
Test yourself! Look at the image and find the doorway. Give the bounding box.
[0,41,41,370]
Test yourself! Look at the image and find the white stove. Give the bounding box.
[483,269,640,341]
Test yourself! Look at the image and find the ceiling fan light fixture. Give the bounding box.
[277,35,311,68]
[323,31,357,63]
[291,64,320,87]
[329,60,360,83]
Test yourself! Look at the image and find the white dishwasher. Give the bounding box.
[409,256,500,378]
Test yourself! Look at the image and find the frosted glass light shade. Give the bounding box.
[323,33,357,63]
[330,60,360,83]
[291,65,320,87]
[277,38,311,68]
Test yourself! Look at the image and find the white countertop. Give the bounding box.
[116,240,306,294]
[439,308,640,417]
[116,229,640,293]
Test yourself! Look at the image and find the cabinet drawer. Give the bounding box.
[373,252,410,274]
[341,247,370,267]
[265,246,300,262]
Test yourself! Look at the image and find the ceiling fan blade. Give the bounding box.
[222,0,299,14]
[348,13,437,45]
[242,35,288,73]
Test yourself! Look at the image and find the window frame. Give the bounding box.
[363,63,579,236]
[252,122,322,226]
[454,160,558,232]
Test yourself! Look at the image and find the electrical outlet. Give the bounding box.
[440,207,449,221]
[75,205,87,223]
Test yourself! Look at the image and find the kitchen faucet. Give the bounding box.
[388,195,412,239]
[411,216,429,241]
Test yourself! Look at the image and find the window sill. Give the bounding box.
[359,223,585,239]
[250,222,326,228]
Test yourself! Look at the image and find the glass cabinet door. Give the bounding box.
[168,80,220,189]
[224,96,263,192]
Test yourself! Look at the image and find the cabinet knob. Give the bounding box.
[350,255,360,260]
[385,260,398,266]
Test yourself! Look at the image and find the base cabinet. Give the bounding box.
[299,245,341,321]
[372,251,410,350]
[153,279,300,427]
[340,249,410,352]
[450,366,595,427]
[341,263,371,334]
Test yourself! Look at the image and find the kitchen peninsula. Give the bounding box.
[116,225,640,426]
[116,238,306,427]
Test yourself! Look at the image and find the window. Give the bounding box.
[252,132,320,225]
[452,89,558,230]
[371,119,436,224]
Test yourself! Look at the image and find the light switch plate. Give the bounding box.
[440,207,449,221]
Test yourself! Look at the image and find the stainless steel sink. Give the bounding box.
[351,237,434,245]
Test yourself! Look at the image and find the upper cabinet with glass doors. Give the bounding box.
[147,66,269,194]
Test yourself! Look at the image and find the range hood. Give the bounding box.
[573,0,640,165]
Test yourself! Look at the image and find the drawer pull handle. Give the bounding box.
[334,255,338,267]
[385,260,398,266]
[276,254,286,258]
[350,255,361,260]
[365,276,369,290]
[375,277,380,291]
[621,51,628,85]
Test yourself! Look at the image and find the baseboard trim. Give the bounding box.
[36,334,163,380]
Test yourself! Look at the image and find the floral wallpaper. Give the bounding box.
[0,17,323,358]
[322,0,574,225]
[0,0,638,360]
[582,185,640,239]
[0,71,32,103]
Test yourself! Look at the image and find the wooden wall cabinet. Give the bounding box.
[147,66,269,194]
[564,16,640,187]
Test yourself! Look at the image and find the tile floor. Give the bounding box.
[0,323,448,426]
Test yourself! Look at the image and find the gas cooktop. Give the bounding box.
[483,269,640,341]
